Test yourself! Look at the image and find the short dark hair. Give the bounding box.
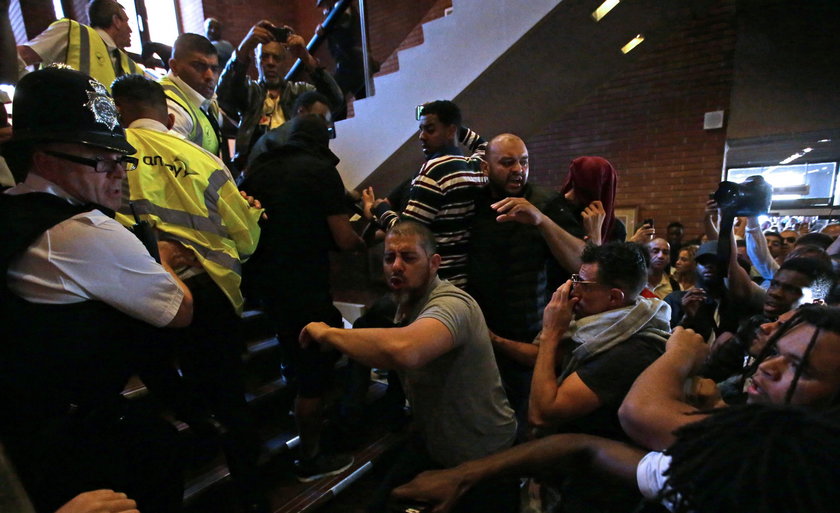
[88,0,124,29]
[172,33,218,60]
[111,74,168,114]
[796,232,834,250]
[292,91,332,115]
[746,304,840,405]
[387,221,437,257]
[418,100,461,127]
[667,221,684,231]
[764,230,782,240]
[664,403,840,513]
[778,257,835,301]
[580,241,647,299]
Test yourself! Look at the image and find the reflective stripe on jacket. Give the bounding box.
[62,19,138,91]
[117,127,261,314]
[158,76,219,155]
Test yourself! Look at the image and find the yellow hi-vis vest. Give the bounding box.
[116,127,262,315]
[158,76,220,155]
[61,19,139,91]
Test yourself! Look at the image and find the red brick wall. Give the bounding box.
[526,0,736,240]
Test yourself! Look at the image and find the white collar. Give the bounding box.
[95,27,118,51]
[9,173,81,205]
[166,70,216,107]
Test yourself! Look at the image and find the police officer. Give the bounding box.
[0,67,191,513]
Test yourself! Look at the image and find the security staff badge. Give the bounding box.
[84,79,120,131]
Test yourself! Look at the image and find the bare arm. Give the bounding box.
[493,197,586,273]
[745,217,778,279]
[726,223,758,302]
[300,317,454,370]
[327,213,365,251]
[618,327,709,450]
[528,281,601,427]
[490,330,538,367]
[703,199,719,241]
[392,433,645,513]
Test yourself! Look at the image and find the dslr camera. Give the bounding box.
[269,25,293,43]
[712,175,773,217]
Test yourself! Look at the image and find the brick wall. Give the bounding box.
[526,0,736,240]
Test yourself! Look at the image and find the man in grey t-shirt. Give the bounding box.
[300,220,517,512]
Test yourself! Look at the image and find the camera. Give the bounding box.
[643,218,654,227]
[712,175,773,216]
[269,25,293,43]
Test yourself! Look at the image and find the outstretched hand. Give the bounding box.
[492,197,543,226]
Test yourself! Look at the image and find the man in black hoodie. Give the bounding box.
[241,114,364,481]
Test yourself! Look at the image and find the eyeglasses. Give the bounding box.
[570,274,599,286]
[188,60,221,74]
[783,237,797,244]
[43,150,138,173]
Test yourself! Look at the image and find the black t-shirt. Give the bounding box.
[242,144,346,310]
[562,335,665,442]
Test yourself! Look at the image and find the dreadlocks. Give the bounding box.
[662,403,840,513]
[741,304,840,405]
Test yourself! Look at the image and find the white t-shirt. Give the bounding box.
[19,20,118,73]
[5,174,184,327]
[636,451,677,511]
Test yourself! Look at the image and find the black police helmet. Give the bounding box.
[7,66,135,154]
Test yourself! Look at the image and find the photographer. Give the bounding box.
[216,20,343,170]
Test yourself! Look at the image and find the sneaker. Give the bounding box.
[294,453,354,482]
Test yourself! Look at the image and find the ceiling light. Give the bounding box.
[591,0,620,22]
[621,34,645,54]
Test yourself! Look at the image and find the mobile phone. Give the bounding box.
[415,104,425,120]
[644,218,654,227]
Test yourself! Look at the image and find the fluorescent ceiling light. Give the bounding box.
[621,34,645,54]
[592,0,620,22]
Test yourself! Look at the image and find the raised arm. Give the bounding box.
[217,22,273,115]
[745,217,778,279]
[392,433,645,513]
[528,282,601,427]
[618,327,710,450]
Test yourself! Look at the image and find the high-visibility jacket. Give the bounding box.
[117,127,261,315]
[158,76,220,155]
[59,19,139,91]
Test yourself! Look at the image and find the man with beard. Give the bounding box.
[300,221,517,513]
[217,20,343,169]
[466,133,585,432]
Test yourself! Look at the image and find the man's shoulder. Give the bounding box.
[421,279,477,313]
[418,154,484,182]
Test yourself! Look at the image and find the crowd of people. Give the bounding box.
[2,1,840,513]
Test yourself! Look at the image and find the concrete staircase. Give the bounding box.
[334,0,717,196]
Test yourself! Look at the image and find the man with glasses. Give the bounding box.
[160,33,227,162]
[16,0,140,89]
[523,241,670,511]
[0,67,191,513]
